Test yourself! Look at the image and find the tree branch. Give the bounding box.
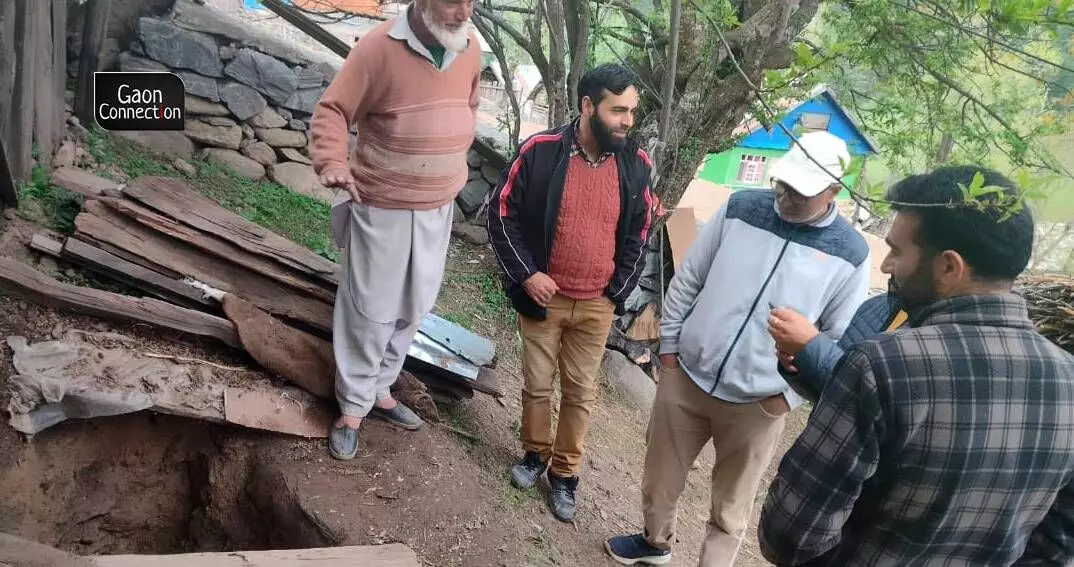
[474,4,550,72]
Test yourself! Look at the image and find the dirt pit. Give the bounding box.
[0,411,337,558]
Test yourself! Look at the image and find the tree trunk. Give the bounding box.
[935,132,954,165]
[564,0,590,116]
[75,0,112,126]
[541,0,570,126]
[472,15,522,152]
[654,0,682,174]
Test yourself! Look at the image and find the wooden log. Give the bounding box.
[75,200,334,333]
[9,0,36,182]
[74,0,111,126]
[100,197,335,303]
[33,0,56,171]
[51,167,121,198]
[122,177,340,284]
[90,544,421,567]
[0,0,16,158]
[0,256,241,348]
[52,0,67,145]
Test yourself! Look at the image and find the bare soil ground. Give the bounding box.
[0,211,809,566]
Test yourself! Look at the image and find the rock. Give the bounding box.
[203,148,266,180]
[69,122,90,142]
[64,90,74,107]
[171,0,313,66]
[100,38,121,71]
[467,149,482,168]
[457,179,490,215]
[279,147,311,165]
[242,123,255,139]
[247,107,288,129]
[4,208,17,221]
[53,141,76,169]
[219,44,238,61]
[176,71,220,102]
[199,116,236,127]
[452,201,465,223]
[138,17,223,77]
[268,162,333,201]
[279,87,324,114]
[310,60,339,84]
[174,158,197,177]
[452,223,489,246]
[185,95,229,116]
[240,138,255,149]
[482,163,501,184]
[288,119,307,131]
[67,116,80,127]
[294,66,324,89]
[242,141,277,166]
[186,120,242,149]
[130,40,145,56]
[114,131,196,159]
[224,48,299,104]
[118,51,167,73]
[601,349,656,408]
[255,127,307,148]
[276,107,293,121]
[219,81,267,121]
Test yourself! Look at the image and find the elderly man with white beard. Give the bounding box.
[309,0,481,461]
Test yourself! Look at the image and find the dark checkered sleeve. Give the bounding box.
[1017,481,1074,565]
[759,347,885,565]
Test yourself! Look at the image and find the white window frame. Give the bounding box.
[736,154,768,184]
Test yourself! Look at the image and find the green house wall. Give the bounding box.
[697,147,864,199]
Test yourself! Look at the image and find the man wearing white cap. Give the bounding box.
[604,131,871,567]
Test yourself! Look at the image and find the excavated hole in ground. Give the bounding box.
[0,412,335,557]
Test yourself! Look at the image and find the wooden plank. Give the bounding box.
[90,544,421,567]
[74,0,111,126]
[100,197,336,303]
[29,233,64,257]
[122,177,340,283]
[0,256,241,348]
[224,386,333,438]
[51,167,122,198]
[33,0,56,171]
[665,206,698,271]
[63,237,218,310]
[626,302,660,341]
[74,231,184,279]
[9,0,36,182]
[0,0,16,167]
[75,200,334,333]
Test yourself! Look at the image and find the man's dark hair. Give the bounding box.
[886,165,1034,282]
[577,63,640,112]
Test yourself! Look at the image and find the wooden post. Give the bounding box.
[52,0,68,146]
[0,0,17,156]
[9,0,37,182]
[33,0,57,170]
[0,135,17,208]
[74,0,112,128]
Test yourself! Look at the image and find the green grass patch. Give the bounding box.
[437,271,513,329]
[436,401,483,449]
[17,163,83,234]
[85,128,339,262]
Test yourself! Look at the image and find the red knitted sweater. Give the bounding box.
[547,154,622,300]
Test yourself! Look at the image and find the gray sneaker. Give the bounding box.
[370,403,424,430]
[328,421,360,460]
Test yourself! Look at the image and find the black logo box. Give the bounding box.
[94,72,186,131]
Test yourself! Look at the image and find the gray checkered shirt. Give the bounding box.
[759,293,1074,566]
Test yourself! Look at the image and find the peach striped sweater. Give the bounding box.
[309,16,481,210]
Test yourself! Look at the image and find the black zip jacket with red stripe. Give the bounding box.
[485,121,657,321]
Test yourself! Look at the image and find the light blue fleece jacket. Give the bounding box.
[659,189,871,410]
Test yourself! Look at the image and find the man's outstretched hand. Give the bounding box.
[320,168,361,204]
[768,306,820,355]
[523,272,558,307]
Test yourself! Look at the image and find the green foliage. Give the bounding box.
[17,163,82,234]
[437,271,512,330]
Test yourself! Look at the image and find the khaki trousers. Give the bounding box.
[642,365,786,567]
[519,294,616,478]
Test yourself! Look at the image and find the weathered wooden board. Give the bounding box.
[0,0,16,158]
[0,257,241,348]
[8,0,36,182]
[33,0,56,171]
[123,177,340,283]
[74,0,111,125]
[75,200,333,332]
[51,167,122,198]
[0,137,17,208]
[52,0,67,145]
[665,206,698,271]
[100,197,335,303]
[90,545,421,567]
[224,386,333,438]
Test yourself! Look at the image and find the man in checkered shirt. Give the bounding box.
[759,165,1074,566]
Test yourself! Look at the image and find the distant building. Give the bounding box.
[697,85,879,196]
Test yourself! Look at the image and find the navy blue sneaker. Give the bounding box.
[604,534,671,565]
